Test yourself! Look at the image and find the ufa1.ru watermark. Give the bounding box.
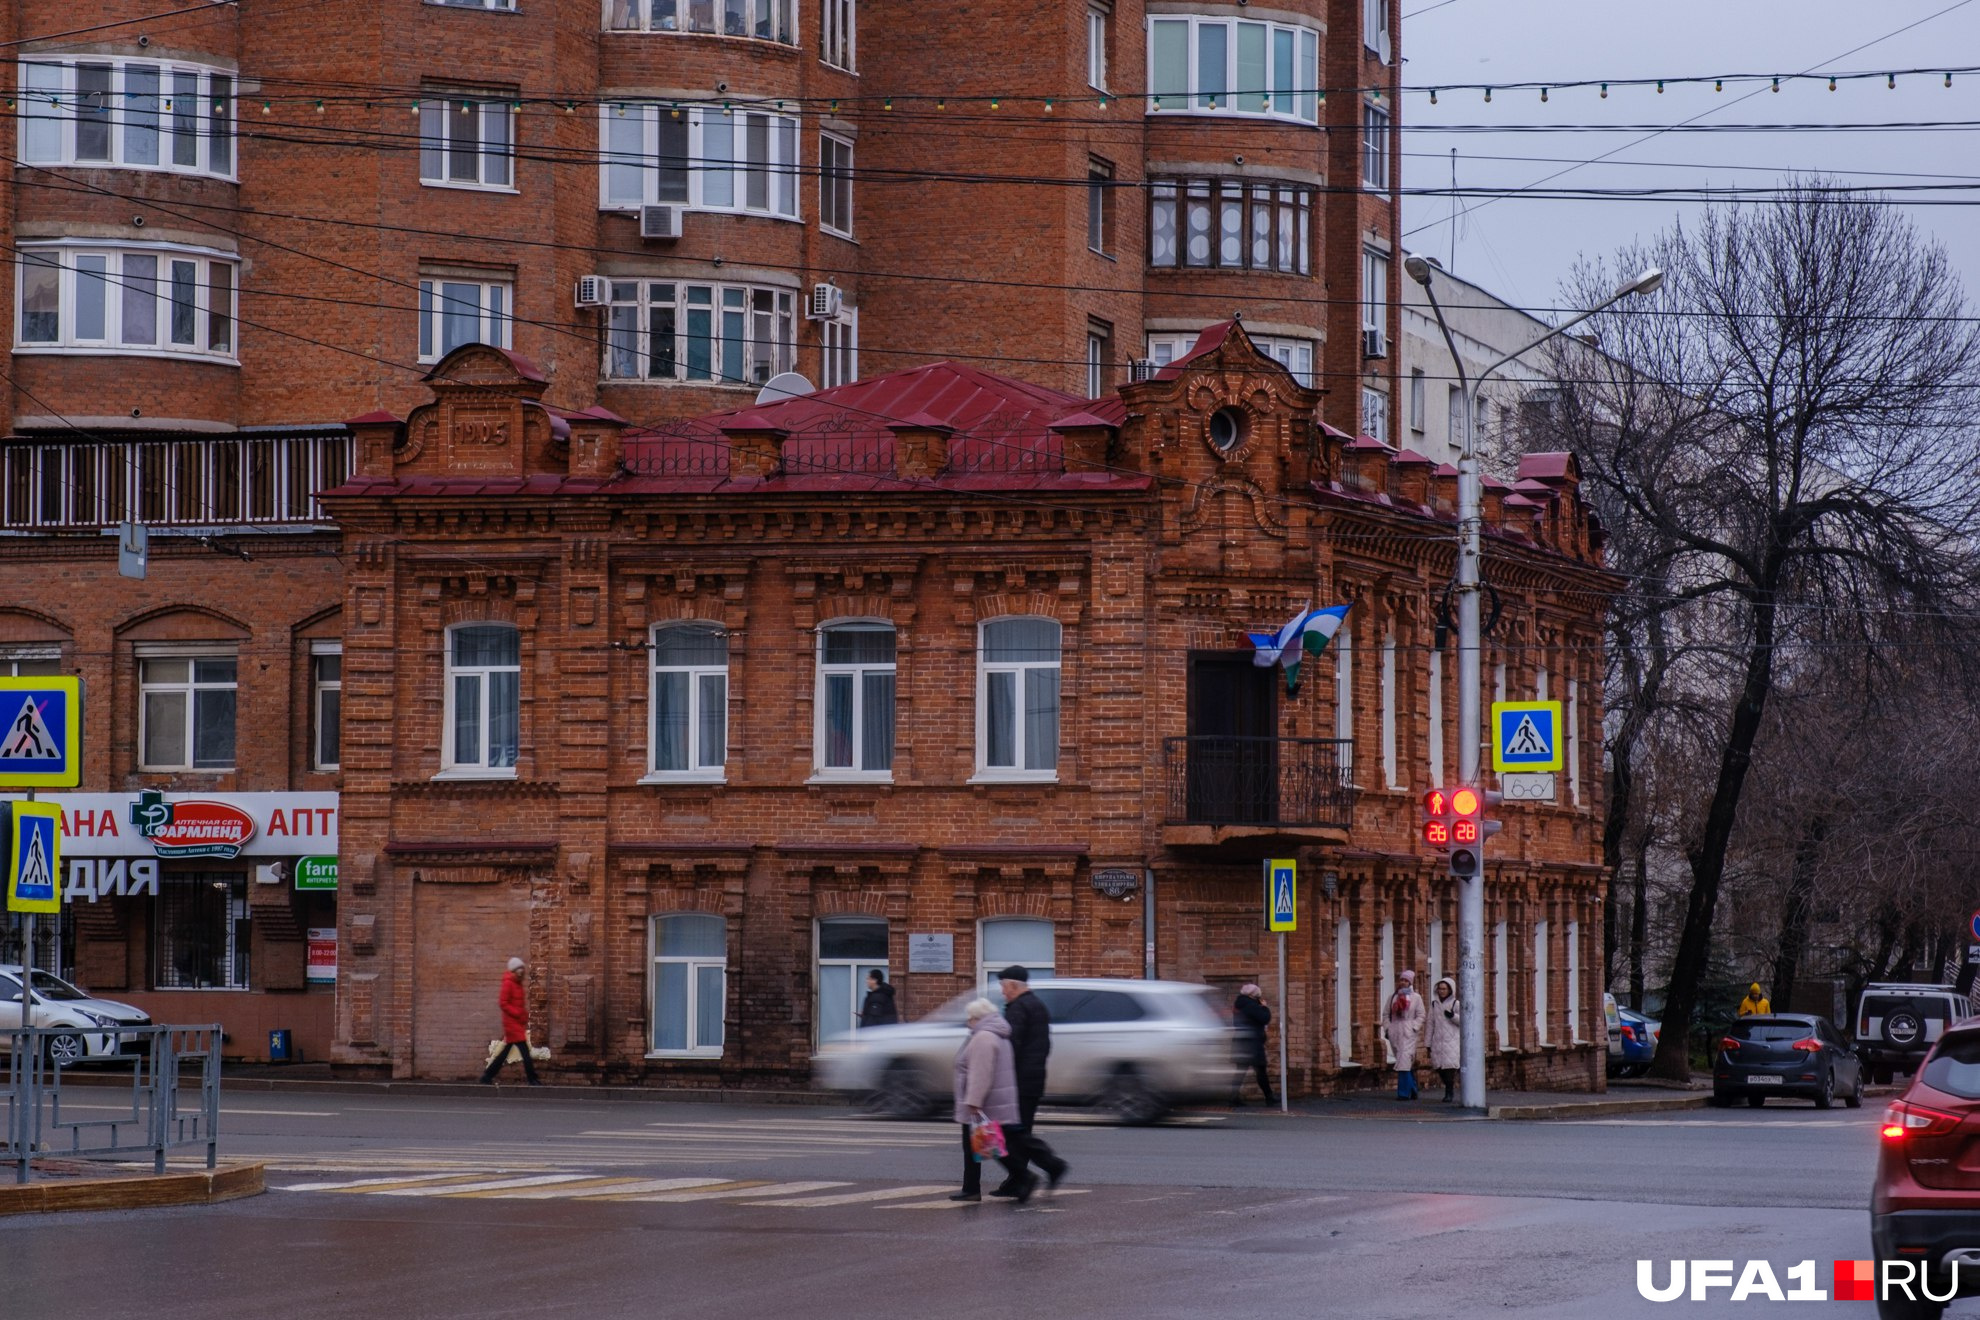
[1635,1259,1959,1303]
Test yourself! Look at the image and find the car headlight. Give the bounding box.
[75,1010,114,1027]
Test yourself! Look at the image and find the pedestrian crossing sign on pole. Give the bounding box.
[1265,858,1297,933]
[6,801,62,914]
[0,677,81,788]
[1491,700,1563,773]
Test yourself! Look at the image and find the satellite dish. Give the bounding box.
[756,372,815,404]
[1376,30,1392,66]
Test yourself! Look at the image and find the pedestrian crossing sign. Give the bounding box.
[1265,859,1297,933]
[1491,700,1563,773]
[6,801,62,914]
[0,677,80,788]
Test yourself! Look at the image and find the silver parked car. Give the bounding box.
[0,965,152,1066]
[812,978,1240,1124]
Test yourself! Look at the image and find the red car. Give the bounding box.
[1871,1021,1980,1319]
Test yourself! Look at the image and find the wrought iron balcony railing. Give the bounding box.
[1163,735,1356,830]
[1,431,353,531]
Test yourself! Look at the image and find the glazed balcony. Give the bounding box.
[1161,735,1355,851]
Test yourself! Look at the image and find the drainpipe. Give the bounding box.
[1144,868,1157,980]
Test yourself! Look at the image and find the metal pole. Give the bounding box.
[1143,868,1156,981]
[1277,931,1288,1114]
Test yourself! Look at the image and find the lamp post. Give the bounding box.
[1403,256,1662,1110]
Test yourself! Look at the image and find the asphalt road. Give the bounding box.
[3,1090,1963,1319]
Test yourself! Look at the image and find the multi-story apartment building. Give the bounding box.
[0,0,1418,1066]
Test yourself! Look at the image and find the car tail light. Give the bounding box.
[1720,1036,1743,1053]
[1882,1100,1962,1140]
[1790,1037,1822,1053]
[1621,1025,1636,1042]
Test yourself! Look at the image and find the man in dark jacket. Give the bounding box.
[993,965,1069,1201]
[859,970,899,1027]
[1231,983,1276,1106]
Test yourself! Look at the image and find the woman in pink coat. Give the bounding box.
[950,998,1021,1202]
[1383,970,1428,1101]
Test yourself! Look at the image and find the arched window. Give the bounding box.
[444,624,519,772]
[651,913,727,1056]
[650,623,727,777]
[815,621,895,776]
[977,618,1060,777]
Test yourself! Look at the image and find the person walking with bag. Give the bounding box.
[1383,970,1427,1101]
[993,966,1068,1201]
[950,998,1019,1202]
[1428,976,1462,1102]
[479,956,542,1086]
[1231,983,1277,1106]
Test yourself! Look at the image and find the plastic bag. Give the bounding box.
[970,1119,1007,1161]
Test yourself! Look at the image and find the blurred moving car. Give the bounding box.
[1872,1021,1980,1320]
[0,965,151,1065]
[1857,983,1971,1085]
[813,978,1239,1123]
[1712,1013,1863,1109]
[1611,1007,1659,1078]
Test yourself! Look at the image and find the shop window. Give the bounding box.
[311,644,341,772]
[651,913,726,1055]
[154,871,249,990]
[649,622,727,778]
[979,918,1054,990]
[817,916,888,1042]
[976,617,1060,779]
[815,621,895,777]
[139,653,237,771]
[444,623,519,774]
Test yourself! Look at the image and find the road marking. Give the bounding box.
[317,1173,505,1193]
[744,1185,955,1207]
[611,1180,847,1202]
[383,1174,601,1197]
[880,1189,1090,1211]
[449,1176,723,1200]
[1555,1117,1874,1128]
[278,1175,454,1193]
[574,1128,948,1147]
[56,1103,340,1117]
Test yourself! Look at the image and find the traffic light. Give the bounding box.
[1448,786,1483,877]
[1421,788,1451,850]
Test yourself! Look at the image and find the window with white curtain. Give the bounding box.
[19,59,235,178]
[817,917,888,1042]
[651,914,727,1056]
[606,0,795,43]
[1146,16,1320,124]
[980,918,1055,990]
[418,94,515,189]
[1362,388,1389,442]
[139,653,237,771]
[1362,103,1389,189]
[977,618,1060,779]
[816,621,895,777]
[820,0,855,68]
[18,244,238,361]
[820,132,855,237]
[601,103,801,219]
[443,624,519,774]
[417,278,511,362]
[1147,331,1313,387]
[649,623,727,778]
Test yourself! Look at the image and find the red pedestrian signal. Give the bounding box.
[1422,787,1452,851]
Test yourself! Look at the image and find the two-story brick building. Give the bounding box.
[318,323,1615,1092]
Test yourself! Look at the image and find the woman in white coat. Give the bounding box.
[1383,970,1428,1101]
[1427,976,1462,1102]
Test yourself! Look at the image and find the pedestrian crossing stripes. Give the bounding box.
[273,1171,1093,1211]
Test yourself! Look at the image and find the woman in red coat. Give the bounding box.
[479,956,542,1085]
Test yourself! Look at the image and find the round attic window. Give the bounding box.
[1208,407,1247,453]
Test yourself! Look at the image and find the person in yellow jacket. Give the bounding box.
[1737,983,1772,1016]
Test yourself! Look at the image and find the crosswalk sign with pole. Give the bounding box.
[6,801,61,914]
[0,677,81,788]
[1264,859,1297,933]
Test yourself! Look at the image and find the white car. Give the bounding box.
[0,965,152,1066]
[812,978,1240,1124]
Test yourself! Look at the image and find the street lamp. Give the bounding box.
[1405,256,1661,1111]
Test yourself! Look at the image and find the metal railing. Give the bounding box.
[0,433,353,530]
[3,1025,221,1182]
[1163,735,1356,829]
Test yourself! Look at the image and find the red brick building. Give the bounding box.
[322,325,1613,1091]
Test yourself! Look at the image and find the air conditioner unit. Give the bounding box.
[574,275,610,308]
[1362,327,1388,359]
[806,283,844,321]
[1128,357,1157,382]
[639,204,683,241]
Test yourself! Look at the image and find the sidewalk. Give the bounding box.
[0,1160,264,1216]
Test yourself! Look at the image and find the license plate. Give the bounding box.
[1747,1074,1783,1085]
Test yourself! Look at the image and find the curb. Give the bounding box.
[0,1163,265,1216]
[1489,1094,1709,1120]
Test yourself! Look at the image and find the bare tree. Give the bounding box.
[1543,183,1980,1078]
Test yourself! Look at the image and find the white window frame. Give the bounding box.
[1145,16,1321,125]
[974,617,1061,782]
[1378,919,1395,1063]
[1333,624,1353,769]
[1380,626,1399,789]
[419,94,517,191]
[1534,920,1551,1045]
[418,278,512,363]
[1493,921,1510,1050]
[821,307,858,387]
[820,0,855,70]
[1147,178,1312,275]
[1087,4,1109,91]
[813,619,896,781]
[604,279,797,386]
[1362,102,1390,189]
[441,623,520,777]
[600,103,802,220]
[649,913,728,1058]
[1334,918,1354,1064]
[0,650,61,678]
[1363,248,1389,332]
[1409,368,1426,432]
[978,917,1055,990]
[19,58,236,180]
[137,648,238,772]
[1567,676,1583,806]
[1087,157,1114,256]
[1363,0,1388,51]
[17,242,239,363]
[1086,329,1107,396]
[1567,919,1583,1042]
[606,0,796,42]
[819,132,855,238]
[310,642,342,773]
[644,622,728,782]
[1361,387,1389,443]
[1147,331,1312,387]
[433,0,518,9]
[816,916,889,1044]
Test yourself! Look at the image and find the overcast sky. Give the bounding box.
[1400,0,1980,318]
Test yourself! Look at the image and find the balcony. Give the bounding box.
[1162,736,1355,851]
[0,432,352,531]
